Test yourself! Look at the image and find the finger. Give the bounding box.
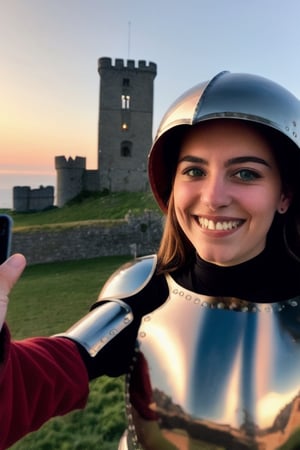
[0,292,9,327]
[0,254,27,297]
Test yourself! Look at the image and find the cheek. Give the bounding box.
[173,181,196,210]
[243,188,281,218]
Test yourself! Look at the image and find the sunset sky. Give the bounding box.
[2,0,300,207]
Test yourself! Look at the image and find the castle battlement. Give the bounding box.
[98,57,157,73]
[55,156,86,170]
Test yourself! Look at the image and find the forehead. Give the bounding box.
[181,119,271,150]
[178,120,280,168]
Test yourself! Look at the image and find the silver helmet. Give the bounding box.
[148,71,300,212]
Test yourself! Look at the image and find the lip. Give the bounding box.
[194,215,245,232]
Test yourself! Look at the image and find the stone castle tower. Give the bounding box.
[97,57,157,191]
[55,57,157,207]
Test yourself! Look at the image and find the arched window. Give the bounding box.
[121,141,132,157]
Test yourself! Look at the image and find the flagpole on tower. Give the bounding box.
[128,21,131,59]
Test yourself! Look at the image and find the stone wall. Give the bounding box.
[11,211,164,265]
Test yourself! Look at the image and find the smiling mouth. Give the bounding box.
[198,217,244,231]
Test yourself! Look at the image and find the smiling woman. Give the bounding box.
[152,72,300,276]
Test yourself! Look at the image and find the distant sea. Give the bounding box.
[0,188,13,209]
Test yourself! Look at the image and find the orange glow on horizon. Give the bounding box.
[0,168,55,176]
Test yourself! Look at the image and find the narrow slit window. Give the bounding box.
[121,94,130,109]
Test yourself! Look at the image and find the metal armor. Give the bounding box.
[117,263,300,450]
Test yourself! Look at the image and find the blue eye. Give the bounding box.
[184,167,205,177]
[235,169,260,181]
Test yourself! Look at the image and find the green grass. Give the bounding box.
[0,191,160,229]
[7,256,130,450]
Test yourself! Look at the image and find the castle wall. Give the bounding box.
[11,211,163,265]
[83,169,100,192]
[13,186,54,212]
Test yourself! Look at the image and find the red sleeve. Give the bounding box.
[0,324,89,450]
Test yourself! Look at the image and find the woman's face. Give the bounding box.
[173,120,291,266]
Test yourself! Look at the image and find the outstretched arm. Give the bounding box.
[0,255,89,450]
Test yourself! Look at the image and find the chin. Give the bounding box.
[198,252,239,267]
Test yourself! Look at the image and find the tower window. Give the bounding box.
[121,141,132,157]
[123,78,130,87]
[121,94,130,109]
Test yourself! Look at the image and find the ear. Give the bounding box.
[277,191,293,214]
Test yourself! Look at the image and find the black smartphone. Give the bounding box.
[0,215,13,264]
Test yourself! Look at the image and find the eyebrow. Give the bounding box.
[178,155,272,168]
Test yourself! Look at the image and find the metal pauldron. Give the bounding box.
[96,254,157,301]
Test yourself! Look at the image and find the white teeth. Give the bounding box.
[199,217,240,231]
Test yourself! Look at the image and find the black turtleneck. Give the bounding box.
[173,244,300,303]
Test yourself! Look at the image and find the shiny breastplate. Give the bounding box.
[121,274,300,450]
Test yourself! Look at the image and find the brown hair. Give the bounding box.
[157,191,194,274]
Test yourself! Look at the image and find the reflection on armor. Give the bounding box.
[122,275,300,450]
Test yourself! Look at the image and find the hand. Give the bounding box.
[0,254,26,331]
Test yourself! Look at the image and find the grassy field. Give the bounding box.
[7,255,130,450]
[0,191,160,229]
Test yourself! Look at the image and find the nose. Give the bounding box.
[201,176,231,211]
